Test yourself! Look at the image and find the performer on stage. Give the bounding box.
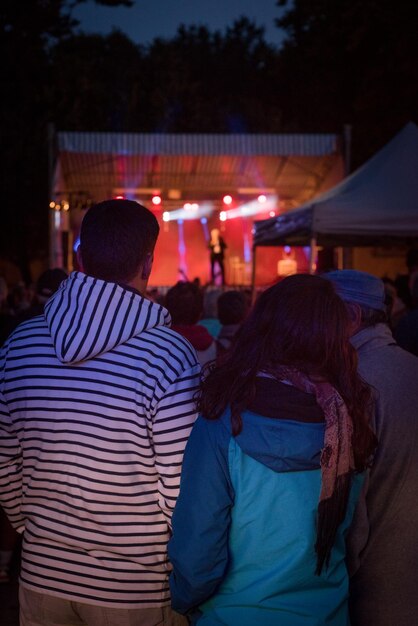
[209,228,227,286]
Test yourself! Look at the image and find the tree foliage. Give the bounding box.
[0,0,134,279]
[275,0,418,166]
[1,0,417,279]
[141,18,280,133]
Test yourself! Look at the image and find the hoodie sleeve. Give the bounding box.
[0,389,25,532]
[152,364,201,526]
[168,415,234,615]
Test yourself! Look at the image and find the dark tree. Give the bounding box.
[143,18,281,132]
[0,0,134,283]
[275,0,418,167]
[50,31,144,131]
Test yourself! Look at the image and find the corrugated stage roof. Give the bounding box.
[53,131,343,212]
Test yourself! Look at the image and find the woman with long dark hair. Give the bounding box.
[168,274,377,626]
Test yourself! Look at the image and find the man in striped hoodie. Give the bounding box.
[0,199,200,625]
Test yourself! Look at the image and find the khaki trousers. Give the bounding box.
[19,586,189,626]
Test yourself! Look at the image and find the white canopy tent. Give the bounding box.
[253,121,418,276]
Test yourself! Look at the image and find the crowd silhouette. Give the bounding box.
[0,203,417,626]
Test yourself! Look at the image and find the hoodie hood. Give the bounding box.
[44,271,171,364]
[351,322,397,354]
[219,377,325,474]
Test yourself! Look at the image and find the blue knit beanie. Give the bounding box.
[324,269,386,312]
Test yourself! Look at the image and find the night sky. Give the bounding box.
[73,0,287,48]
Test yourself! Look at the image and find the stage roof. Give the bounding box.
[52,131,344,212]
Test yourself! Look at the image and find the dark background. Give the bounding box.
[1,0,417,283]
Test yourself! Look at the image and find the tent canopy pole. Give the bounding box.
[251,245,257,303]
[309,235,317,274]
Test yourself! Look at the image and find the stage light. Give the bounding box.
[115,195,124,200]
[257,194,267,203]
[168,202,212,221]
[200,217,207,224]
[269,211,276,217]
[223,195,233,205]
[152,195,162,206]
[220,211,227,222]
[223,194,278,220]
[63,202,70,211]
[162,211,170,222]
[49,201,56,209]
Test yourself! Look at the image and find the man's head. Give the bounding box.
[324,269,388,331]
[77,199,159,289]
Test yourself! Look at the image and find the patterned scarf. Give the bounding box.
[262,364,355,573]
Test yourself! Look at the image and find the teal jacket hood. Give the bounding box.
[229,376,325,473]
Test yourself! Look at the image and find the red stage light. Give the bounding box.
[223,195,233,205]
[115,195,124,200]
[152,195,162,206]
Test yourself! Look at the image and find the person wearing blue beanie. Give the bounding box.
[324,268,418,626]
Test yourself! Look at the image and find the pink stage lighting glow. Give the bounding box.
[223,195,278,220]
[152,195,162,206]
[223,195,233,205]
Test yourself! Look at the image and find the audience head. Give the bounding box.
[217,290,248,326]
[406,247,418,272]
[36,268,68,303]
[165,281,203,326]
[0,277,8,307]
[78,199,159,286]
[238,273,353,378]
[199,273,360,422]
[411,274,418,309]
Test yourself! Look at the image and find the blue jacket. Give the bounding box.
[168,378,364,625]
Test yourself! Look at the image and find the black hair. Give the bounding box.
[79,199,159,284]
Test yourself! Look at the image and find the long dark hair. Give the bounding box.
[198,273,376,571]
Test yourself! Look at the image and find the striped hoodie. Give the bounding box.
[0,271,200,608]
